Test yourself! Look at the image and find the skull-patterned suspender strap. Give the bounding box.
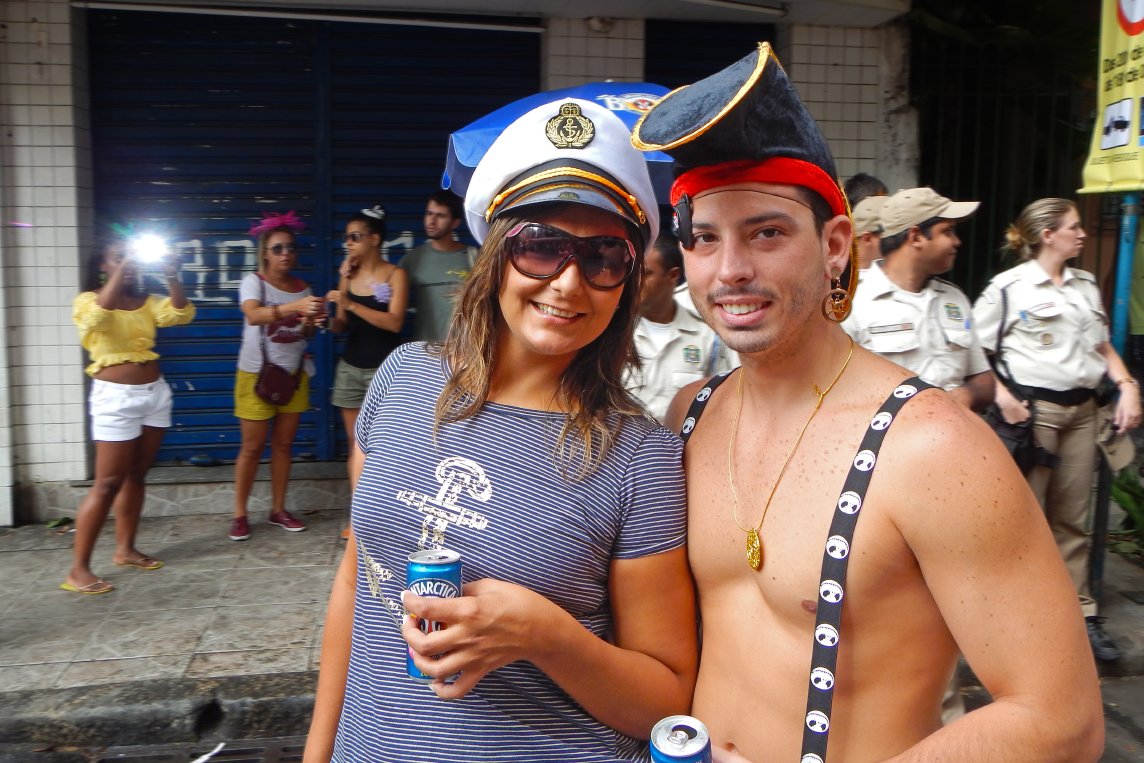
[677,370,735,443]
[800,377,933,763]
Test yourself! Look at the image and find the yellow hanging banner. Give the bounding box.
[1081,0,1144,193]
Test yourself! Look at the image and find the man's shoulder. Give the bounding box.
[663,373,730,434]
[875,384,1008,482]
[847,267,894,316]
[929,277,971,301]
[401,243,431,263]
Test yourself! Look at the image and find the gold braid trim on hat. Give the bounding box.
[631,41,772,152]
[485,167,647,225]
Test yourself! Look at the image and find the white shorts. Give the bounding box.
[89,378,174,442]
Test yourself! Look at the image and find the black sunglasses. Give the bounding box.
[504,222,636,290]
[343,231,372,243]
[269,243,296,255]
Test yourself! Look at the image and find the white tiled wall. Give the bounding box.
[0,0,91,507]
[776,25,887,186]
[543,18,645,88]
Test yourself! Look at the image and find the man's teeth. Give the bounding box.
[722,303,760,315]
[537,303,577,319]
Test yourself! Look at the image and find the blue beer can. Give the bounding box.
[405,548,462,682]
[650,715,712,763]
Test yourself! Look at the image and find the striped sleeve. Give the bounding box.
[614,424,686,559]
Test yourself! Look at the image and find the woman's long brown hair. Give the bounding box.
[434,210,646,479]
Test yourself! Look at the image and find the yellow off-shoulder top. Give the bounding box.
[73,292,197,376]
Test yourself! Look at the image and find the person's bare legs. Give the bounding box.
[339,407,361,491]
[66,438,139,589]
[339,407,361,538]
[234,417,271,520]
[111,426,166,566]
[269,412,300,514]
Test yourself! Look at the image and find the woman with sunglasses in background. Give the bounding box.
[326,205,408,528]
[63,231,195,594]
[305,100,697,763]
[229,211,327,541]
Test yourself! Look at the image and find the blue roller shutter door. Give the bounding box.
[89,9,540,464]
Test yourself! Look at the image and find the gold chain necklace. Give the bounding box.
[727,338,855,570]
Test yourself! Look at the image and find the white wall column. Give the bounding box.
[0,0,93,524]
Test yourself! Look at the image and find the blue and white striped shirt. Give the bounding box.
[333,343,687,762]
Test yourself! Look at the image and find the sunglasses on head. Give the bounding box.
[269,243,296,255]
[343,231,372,243]
[504,222,636,290]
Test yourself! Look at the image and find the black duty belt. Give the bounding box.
[1025,386,1095,407]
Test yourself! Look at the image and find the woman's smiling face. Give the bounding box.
[495,204,630,366]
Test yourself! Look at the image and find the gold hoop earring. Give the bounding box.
[821,277,851,322]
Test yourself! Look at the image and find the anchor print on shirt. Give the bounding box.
[396,455,493,549]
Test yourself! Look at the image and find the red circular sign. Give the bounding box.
[1119,0,1144,36]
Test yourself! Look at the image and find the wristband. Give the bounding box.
[272,305,281,320]
[1117,377,1139,387]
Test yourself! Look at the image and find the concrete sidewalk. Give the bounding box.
[0,508,346,748]
[1,504,1143,753]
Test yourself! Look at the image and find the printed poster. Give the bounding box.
[1081,0,1144,193]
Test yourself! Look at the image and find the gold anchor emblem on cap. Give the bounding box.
[545,102,595,149]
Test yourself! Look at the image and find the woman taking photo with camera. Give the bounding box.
[230,211,326,542]
[64,233,195,594]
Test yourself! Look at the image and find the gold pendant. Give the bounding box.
[746,529,762,570]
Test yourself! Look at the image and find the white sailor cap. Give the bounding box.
[463,98,659,249]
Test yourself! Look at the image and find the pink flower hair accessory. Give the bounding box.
[249,210,307,238]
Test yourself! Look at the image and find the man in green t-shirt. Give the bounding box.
[399,190,476,342]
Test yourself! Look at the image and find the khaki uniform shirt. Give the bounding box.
[624,307,738,423]
[842,260,990,391]
[972,260,1108,391]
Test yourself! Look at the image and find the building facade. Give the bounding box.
[0,0,914,525]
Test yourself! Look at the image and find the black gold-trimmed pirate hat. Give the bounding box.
[464,99,659,249]
[631,42,856,297]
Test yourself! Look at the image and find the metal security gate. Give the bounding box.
[88,8,540,464]
[909,7,1112,300]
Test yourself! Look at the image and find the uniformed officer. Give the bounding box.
[626,232,738,422]
[851,195,886,271]
[842,187,994,412]
[973,196,1142,663]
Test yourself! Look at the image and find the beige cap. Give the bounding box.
[880,187,979,237]
[852,196,886,236]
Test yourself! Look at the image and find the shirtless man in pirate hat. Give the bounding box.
[633,43,1102,762]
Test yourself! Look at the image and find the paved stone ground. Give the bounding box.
[1,504,1142,758]
[0,509,346,695]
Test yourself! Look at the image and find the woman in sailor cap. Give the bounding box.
[306,99,696,763]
